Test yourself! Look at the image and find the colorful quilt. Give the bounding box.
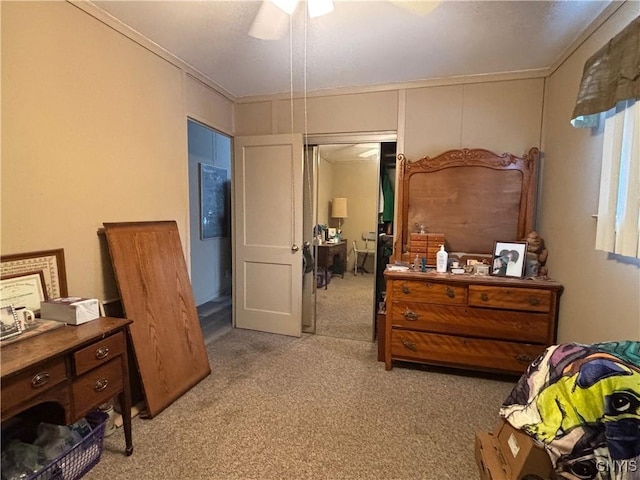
[500,341,640,480]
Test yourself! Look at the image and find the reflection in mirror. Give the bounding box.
[304,142,381,342]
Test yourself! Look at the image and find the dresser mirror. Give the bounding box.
[393,147,539,261]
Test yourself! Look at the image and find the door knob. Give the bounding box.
[291,244,299,252]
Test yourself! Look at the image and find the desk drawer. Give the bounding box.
[1,358,67,414]
[72,358,123,417]
[73,331,125,376]
[468,286,552,313]
[391,280,466,305]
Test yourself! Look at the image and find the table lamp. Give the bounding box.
[331,197,348,237]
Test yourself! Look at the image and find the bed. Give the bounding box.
[500,341,640,480]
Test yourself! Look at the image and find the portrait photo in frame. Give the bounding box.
[1,305,22,341]
[491,241,527,278]
[1,249,67,298]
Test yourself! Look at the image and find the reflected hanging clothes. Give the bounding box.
[381,166,394,223]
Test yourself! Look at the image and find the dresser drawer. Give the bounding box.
[73,331,125,376]
[1,358,68,414]
[391,280,466,305]
[389,302,550,343]
[391,330,544,374]
[72,358,123,416]
[468,286,552,313]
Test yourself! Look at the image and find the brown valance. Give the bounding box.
[571,15,640,126]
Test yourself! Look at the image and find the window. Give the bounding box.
[571,16,639,258]
[595,100,639,258]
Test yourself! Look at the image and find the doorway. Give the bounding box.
[303,136,396,343]
[187,119,233,342]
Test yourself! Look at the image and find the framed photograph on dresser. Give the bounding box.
[491,241,527,278]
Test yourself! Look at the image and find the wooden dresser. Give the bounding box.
[385,147,563,375]
[384,271,562,374]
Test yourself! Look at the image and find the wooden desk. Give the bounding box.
[1,317,134,455]
[316,240,347,289]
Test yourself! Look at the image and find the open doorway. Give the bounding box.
[187,119,232,342]
[303,137,396,343]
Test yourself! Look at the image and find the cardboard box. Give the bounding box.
[475,419,553,480]
[476,430,507,480]
[40,297,100,325]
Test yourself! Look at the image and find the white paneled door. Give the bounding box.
[233,134,303,336]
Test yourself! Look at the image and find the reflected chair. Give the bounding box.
[353,232,377,274]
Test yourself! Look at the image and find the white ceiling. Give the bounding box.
[91,0,617,99]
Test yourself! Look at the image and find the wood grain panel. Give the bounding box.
[391,330,544,374]
[389,302,549,343]
[103,221,210,418]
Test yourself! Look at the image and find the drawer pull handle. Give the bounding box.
[446,287,455,298]
[404,310,419,321]
[31,372,50,389]
[480,293,489,302]
[401,339,417,351]
[94,378,109,392]
[528,297,540,306]
[516,354,535,364]
[402,285,410,295]
[95,347,110,360]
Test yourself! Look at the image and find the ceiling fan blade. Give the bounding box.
[389,1,441,16]
[249,0,290,40]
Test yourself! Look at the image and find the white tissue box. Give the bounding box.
[40,297,100,325]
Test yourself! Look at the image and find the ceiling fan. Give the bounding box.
[249,0,441,40]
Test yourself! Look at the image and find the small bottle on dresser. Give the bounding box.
[436,245,448,273]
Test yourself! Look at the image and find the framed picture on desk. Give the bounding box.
[0,305,22,341]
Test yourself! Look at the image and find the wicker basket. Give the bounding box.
[26,410,109,480]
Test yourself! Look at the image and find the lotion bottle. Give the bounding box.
[436,245,448,273]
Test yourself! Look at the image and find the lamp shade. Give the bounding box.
[331,198,348,218]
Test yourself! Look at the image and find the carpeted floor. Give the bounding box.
[85,328,516,480]
[315,272,375,342]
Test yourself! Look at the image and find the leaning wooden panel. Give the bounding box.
[103,221,210,418]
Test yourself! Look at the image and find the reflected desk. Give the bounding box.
[1,317,134,455]
[316,240,347,289]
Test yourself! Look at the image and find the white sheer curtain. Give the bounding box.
[595,100,640,258]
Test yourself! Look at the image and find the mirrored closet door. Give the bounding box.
[302,138,393,343]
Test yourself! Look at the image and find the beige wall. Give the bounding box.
[331,160,379,272]
[403,79,544,158]
[236,91,399,136]
[1,2,234,303]
[540,2,640,343]
[235,11,639,343]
